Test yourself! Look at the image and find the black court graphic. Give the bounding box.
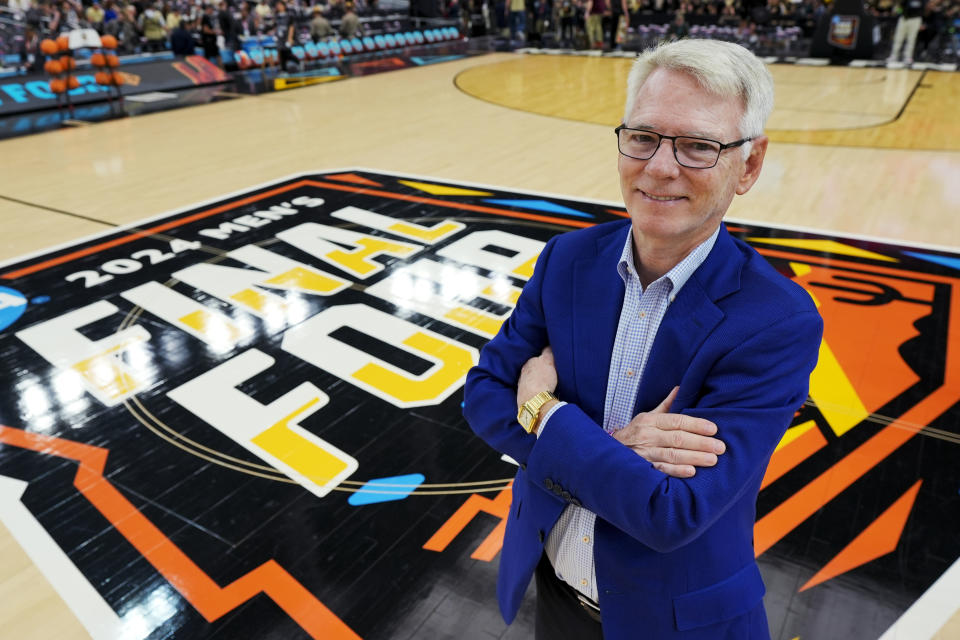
[0,170,958,639]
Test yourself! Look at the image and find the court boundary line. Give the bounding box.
[453,57,951,144]
[1,167,958,276]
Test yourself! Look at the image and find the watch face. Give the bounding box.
[519,407,534,430]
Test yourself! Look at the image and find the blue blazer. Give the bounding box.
[464,220,822,639]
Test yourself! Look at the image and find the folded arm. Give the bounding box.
[525,310,822,551]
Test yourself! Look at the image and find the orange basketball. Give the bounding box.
[111,71,125,86]
[67,76,80,90]
[95,71,110,85]
[44,59,63,75]
[90,52,105,67]
[106,54,119,68]
[49,78,66,93]
[41,39,59,55]
[61,56,76,71]
[100,34,117,49]
[56,34,69,51]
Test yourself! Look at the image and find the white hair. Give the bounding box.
[623,40,774,157]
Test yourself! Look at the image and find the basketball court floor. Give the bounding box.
[0,52,958,639]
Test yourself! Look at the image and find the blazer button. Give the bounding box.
[561,490,571,500]
[544,478,554,490]
[570,498,582,507]
[552,485,563,496]
[520,463,527,471]
[538,530,544,543]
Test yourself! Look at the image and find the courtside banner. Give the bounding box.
[0,55,228,116]
[0,170,957,639]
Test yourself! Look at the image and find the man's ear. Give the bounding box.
[736,135,768,196]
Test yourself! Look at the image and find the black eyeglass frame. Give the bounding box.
[614,125,753,169]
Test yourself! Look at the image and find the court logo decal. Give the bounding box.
[0,170,957,639]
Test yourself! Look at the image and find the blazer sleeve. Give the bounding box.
[462,234,559,467]
[524,308,823,552]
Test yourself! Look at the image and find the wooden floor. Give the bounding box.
[0,52,958,639]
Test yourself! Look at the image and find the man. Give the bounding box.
[170,16,196,55]
[887,0,925,63]
[310,4,334,41]
[218,0,241,51]
[339,1,362,38]
[200,2,220,64]
[464,39,822,640]
[666,10,690,39]
[584,0,607,49]
[139,2,168,52]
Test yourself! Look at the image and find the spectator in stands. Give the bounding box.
[140,3,168,51]
[888,0,924,62]
[46,1,63,33]
[239,2,260,36]
[18,25,44,73]
[218,0,241,49]
[86,1,105,32]
[328,0,345,19]
[254,0,271,23]
[273,0,295,44]
[57,0,81,31]
[505,0,526,41]
[103,0,118,24]
[166,5,182,30]
[609,0,628,49]
[718,0,740,26]
[200,1,220,63]
[946,0,960,57]
[309,4,334,39]
[557,0,575,45]
[170,15,196,53]
[340,1,361,36]
[105,4,141,53]
[584,0,606,48]
[666,9,689,37]
[916,0,946,59]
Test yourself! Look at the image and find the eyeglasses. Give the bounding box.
[615,125,752,169]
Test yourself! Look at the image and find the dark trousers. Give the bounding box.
[535,555,604,640]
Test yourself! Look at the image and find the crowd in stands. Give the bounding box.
[3,0,390,70]
[3,0,959,69]
[465,0,959,60]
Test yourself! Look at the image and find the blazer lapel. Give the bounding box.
[634,224,745,413]
[571,224,628,425]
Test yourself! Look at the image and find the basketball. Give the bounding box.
[100,34,118,49]
[40,39,58,55]
[48,78,66,93]
[44,60,63,75]
[91,53,106,67]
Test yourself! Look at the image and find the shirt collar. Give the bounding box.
[617,224,721,298]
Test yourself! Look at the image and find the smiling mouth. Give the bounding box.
[641,190,686,202]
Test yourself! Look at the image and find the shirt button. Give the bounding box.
[580,579,588,586]
[626,369,634,377]
[582,536,590,543]
[639,311,646,318]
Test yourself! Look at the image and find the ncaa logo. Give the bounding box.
[0,286,27,331]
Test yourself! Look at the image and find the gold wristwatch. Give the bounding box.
[517,391,557,434]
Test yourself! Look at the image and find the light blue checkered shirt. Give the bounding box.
[539,224,720,603]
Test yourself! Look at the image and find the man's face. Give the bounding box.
[618,68,767,252]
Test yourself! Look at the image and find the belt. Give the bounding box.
[575,592,602,623]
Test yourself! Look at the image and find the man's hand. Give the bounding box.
[517,346,558,411]
[613,387,726,478]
